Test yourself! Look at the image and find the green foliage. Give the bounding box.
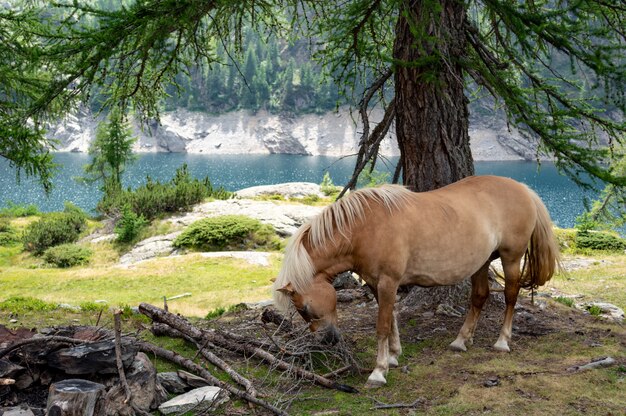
[173,215,278,251]
[0,296,58,313]
[115,205,148,243]
[575,147,626,232]
[205,306,226,320]
[554,296,575,308]
[98,164,231,220]
[357,162,390,188]
[79,301,105,312]
[205,303,248,319]
[320,172,339,196]
[0,201,40,217]
[43,243,93,268]
[575,231,626,252]
[0,218,19,247]
[299,194,321,205]
[22,206,87,255]
[587,304,603,317]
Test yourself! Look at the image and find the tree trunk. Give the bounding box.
[393,0,473,192]
[393,0,474,307]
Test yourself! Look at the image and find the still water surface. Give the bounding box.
[0,153,594,228]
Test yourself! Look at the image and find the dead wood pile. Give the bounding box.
[0,302,361,416]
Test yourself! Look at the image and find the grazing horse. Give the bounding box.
[273,175,561,387]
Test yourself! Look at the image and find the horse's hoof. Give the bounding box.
[449,340,467,352]
[388,356,399,367]
[493,341,510,353]
[364,379,386,389]
[365,370,387,388]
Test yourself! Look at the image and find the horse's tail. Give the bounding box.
[521,189,562,289]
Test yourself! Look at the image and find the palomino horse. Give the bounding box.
[273,175,561,387]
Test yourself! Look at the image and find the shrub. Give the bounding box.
[0,201,40,217]
[98,164,232,220]
[174,215,278,251]
[575,231,626,252]
[43,243,92,268]
[22,209,87,255]
[0,218,19,246]
[0,296,57,313]
[320,172,338,196]
[115,205,148,243]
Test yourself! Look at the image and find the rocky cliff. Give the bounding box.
[48,107,543,161]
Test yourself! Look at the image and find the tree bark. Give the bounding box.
[393,0,474,192]
[393,0,474,307]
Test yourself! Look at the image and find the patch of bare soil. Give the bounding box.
[213,288,625,414]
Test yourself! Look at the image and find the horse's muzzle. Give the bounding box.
[320,324,341,346]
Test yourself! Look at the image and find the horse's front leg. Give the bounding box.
[366,277,398,388]
[388,311,402,367]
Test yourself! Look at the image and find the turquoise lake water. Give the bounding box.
[0,153,596,228]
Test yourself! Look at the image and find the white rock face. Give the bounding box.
[48,107,540,160]
[169,196,323,236]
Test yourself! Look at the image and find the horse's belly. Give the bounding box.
[401,257,488,286]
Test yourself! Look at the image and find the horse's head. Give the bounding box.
[277,277,340,345]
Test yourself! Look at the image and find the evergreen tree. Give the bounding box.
[1,0,624,197]
[81,108,136,195]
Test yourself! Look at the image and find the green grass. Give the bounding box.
[0,248,280,322]
[550,252,626,310]
[553,296,575,307]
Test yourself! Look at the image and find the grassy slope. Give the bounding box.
[0,213,624,415]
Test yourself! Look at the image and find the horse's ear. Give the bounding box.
[277,283,295,296]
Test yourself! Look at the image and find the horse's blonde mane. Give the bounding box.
[273,185,412,311]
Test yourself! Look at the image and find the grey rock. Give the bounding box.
[104,352,163,415]
[580,302,624,322]
[0,406,35,416]
[49,106,549,161]
[157,372,188,394]
[170,198,322,236]
[158,386,228,415]
[119,231,182,265]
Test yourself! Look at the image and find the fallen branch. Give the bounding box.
[370,397,424,410]
[113,311,132,404]
[567,356,616,372]
[138,303,358,393]
[136,340,288,416]
[149,322,257,396]
[261,308,293,333]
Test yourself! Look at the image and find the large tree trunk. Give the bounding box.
[393,0,473,192]
[393,0,474,307]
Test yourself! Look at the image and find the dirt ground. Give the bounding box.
[214,289,626,415]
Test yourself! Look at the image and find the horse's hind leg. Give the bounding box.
[450,261,490,352]
[494,255,523,352]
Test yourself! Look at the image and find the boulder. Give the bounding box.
[104,352,165,415]
[119,232,182,265]
[170,198,322,236]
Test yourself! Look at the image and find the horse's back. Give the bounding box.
[350,176,539,286]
